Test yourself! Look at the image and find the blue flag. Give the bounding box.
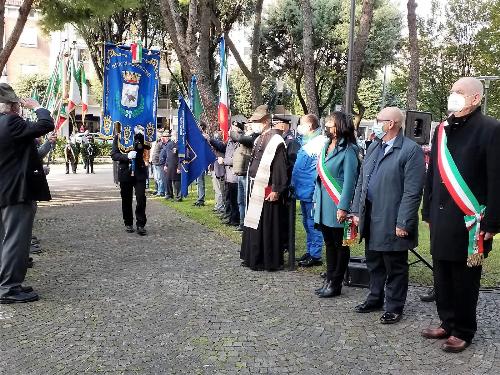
[101,43,160,152]
[178,96,216,197]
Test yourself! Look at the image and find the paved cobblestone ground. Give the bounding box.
[0,165,499,374]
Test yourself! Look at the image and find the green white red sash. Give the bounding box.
[317,147,342,205]
[437,123,486,266]
[317,145,357,245]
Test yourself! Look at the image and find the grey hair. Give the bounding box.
[0,102,13,114]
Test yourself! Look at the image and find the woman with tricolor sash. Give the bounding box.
[313,112,359,298]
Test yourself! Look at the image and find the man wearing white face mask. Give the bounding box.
[351,107,425,324]
[291,114,327,267]
[421,77,500,353]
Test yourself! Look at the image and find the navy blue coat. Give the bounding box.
[351,131,425,252]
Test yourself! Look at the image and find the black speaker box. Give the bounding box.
[344,256,370,288]
[405,110,432,145]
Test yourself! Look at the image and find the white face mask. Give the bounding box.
[447,92,467,113]
[372,120,387,140]
[297,124,309,136]
[251,123,262,134]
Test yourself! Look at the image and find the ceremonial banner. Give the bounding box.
[101,43,160,152]
[218,36,229,141]
[178,96,216,197]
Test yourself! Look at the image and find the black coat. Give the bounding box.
[422,108,500,261]
[0,108,54,207]
[165,141,181,181]
[111,132,150,182]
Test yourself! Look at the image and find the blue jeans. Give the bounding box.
[237,175,247,225]
[154,165,165,195]
[300,200,323,259]
[196,172,205,203]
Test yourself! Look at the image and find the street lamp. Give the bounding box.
[476,76,499,115]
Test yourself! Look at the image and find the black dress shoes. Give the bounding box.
[298,257,323,267]
[318,281,341,298]
[136,227,147,236]
[419,288,436,302]
[379,312,402,324]
[354,302,383,313]
[125,225,135,233]
[0,291,39,304]
[27,257,34,268]
[315,279,328,295]
[297,253,310,262]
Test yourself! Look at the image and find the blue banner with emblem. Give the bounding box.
[178,96,216,197]
[101,42,160,152]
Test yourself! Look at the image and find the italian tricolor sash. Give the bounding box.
[317,146,357,245]
[437,123,486,267]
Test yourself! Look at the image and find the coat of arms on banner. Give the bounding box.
[121,71,141,108]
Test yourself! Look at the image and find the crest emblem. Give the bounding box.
[121,71,141,108]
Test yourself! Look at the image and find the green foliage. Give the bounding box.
[229,69,252,117]
[12,74,50,103]
[260,0,402,116]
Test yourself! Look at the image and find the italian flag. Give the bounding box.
[218,35,229,141]
[81,65,89,121]
[55,103,69,133]
[67,60,81,113]
[131,41,143,64]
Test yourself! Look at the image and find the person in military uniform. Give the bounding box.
[64,136,78,174]
[81,133,96,174]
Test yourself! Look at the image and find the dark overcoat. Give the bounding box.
[111,132,149,182]
[0,108,54,207]
[351,130,425,252]
[422,108,500,261]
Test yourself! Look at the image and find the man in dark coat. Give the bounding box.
[111,125,150,235]
[164,139,182,201]
[240,105,289,271]
[351,107,425,324]
[0,84,54,304]
[421,77,500,352]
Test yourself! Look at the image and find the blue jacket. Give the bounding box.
[351,130,425,251]
[313,138,359,228]
[291,129,326,202]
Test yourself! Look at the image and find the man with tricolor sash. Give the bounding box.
[351,107,425,324]
[421,77,500,353]
[240,105,289,271]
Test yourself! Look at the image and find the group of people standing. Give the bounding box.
[238,77,499,353]
[64,131,97,174]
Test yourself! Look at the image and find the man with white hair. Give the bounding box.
[0,83,54,304]
[351,106,425,324]
[421,77,500,352]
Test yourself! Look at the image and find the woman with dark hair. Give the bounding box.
[313,112,359,297]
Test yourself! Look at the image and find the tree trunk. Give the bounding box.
[350,0,375,114]
[0,0,6,53]
[0,0,35,75]
[294,71,307,114]
[406,0,419,110]
[301,0,319,116]
[221,0,264,109]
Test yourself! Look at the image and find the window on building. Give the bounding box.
[20,64,38,75]
[20,27,37,48]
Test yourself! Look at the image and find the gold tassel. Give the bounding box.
[467,253,484,267]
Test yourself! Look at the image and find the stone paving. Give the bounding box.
[0,164,499,374]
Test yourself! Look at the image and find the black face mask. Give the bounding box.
[275,129,284,136]
[325,131,336,140]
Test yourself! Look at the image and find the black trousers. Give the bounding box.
[119,180,147,227]
[85,158,94,173]
[226,182,239,224]
[365,249,408,314]
[434,259,481,342]
[172,180,181,199]
[320,225,349,291]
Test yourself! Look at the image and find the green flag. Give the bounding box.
[190,75,204,122]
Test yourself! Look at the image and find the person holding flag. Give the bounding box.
[111,124,150,235]
[240,105,289,271]
[313,112,359,298]
[421,77,500,352]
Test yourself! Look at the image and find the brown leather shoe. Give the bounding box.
[441,336,470,353]
[421,327,449,339]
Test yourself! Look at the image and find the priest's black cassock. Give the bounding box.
[240,129,288,271]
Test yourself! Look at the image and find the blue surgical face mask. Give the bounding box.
[372,120,387,140]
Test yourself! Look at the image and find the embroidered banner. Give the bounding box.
[101,43,160,152]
